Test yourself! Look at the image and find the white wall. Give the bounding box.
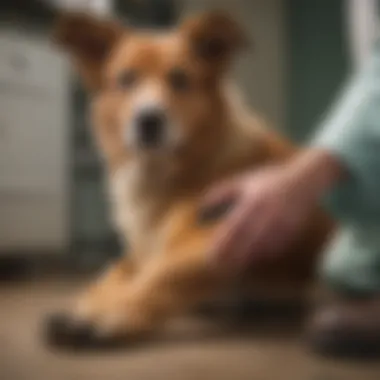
[179,0,287,128]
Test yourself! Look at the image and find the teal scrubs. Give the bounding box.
[313,37,380,293]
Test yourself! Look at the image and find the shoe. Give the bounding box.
[306,295,380,359]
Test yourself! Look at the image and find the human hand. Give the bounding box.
[202,150,343,268]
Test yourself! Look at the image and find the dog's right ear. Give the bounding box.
[181,11,248,73]
[53,13,125,92]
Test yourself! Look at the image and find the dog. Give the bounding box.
[46,11,334,349]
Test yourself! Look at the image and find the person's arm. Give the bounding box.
[204,39,380,265]
[312,39,380,224]
[202,148,344,265]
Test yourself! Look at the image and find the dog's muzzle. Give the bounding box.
[134,107,167,148]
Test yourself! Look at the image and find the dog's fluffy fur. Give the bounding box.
[49,11,333,347]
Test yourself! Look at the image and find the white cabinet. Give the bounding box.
[0,30,70,252]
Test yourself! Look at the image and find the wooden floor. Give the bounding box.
[1,280,380,380]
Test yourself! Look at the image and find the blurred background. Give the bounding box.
[1,1,380,379]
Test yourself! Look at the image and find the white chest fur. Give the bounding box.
[108,160,173,258]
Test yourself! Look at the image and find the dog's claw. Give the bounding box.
[44,313,126,350]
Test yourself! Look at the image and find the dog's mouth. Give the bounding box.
[125,116,184,154]
[134,108,167,149]
[126,126,181,153]
[122,91,187,152]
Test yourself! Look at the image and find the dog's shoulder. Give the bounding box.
[215,83,297,174]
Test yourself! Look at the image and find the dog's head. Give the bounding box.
[55,11,247,166]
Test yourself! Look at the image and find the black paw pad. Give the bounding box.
[44,313,100,350]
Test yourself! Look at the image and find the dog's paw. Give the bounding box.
[43,312,127,350]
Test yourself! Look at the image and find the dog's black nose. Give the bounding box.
[136,109,166,147]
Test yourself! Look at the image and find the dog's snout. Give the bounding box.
[136,109,166,147]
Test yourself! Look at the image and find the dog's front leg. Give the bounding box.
[114,240,221,335]
[45,204,224,349]
[75,257,136,320]
[88,215,227,343]
[46,243,219,349]
[45,256,138,348]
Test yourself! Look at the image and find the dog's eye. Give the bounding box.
[117,70,138,90]
[168,69,191,92]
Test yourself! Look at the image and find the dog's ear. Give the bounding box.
[53,13,125,91]
[182,11,248,70]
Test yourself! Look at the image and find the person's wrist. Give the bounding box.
[284,149,345,200]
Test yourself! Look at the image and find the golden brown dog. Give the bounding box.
[47,11,333,348]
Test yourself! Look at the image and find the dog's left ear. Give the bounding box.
[182,11,248,68]
[53,12,125,91]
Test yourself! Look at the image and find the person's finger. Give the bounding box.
[232,219,261,267]
[234,207,278,265]
[211,203,252,261]
[213,201,261,266]
[253,220,291,258]
[201,178,241,209]
[250,211,301,259]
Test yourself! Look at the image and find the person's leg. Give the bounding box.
[307,226,380,358]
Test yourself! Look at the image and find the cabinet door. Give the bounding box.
[0,91,67,193]
[0,89,69,251]
[0,192,68,251]
[0,31,68,92]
